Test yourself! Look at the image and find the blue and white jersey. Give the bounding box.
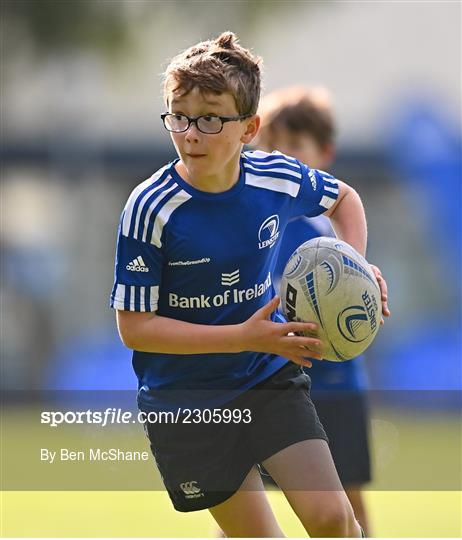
[110,150,339,410]
[273,214,368,392]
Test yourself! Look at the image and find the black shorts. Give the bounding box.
[142,362,327,512]
[311,389,371,486]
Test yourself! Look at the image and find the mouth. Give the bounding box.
[186,153,206,159]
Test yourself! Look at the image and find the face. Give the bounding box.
[166,87,259,187]
[266,128,333,170]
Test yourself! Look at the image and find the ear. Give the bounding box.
[322,143,335,167]
[240,114,261,145]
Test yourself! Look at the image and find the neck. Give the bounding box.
[176,152,242,193]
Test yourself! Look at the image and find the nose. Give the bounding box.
[185,121,201,143]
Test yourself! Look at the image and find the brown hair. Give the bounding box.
[257,86,336,149]
[163,32,262,115]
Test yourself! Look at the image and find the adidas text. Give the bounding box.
[126,256,149,272]
[126,264,149,272]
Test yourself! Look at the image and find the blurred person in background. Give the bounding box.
[255,86,373,535]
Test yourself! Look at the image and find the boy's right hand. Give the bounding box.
[238,296,324,368]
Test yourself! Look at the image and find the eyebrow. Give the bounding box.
[202,99,222,106]
[170,98,223,107]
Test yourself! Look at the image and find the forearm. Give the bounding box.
[326,181,367,256]
[116,297,325,364]
[117,311,245,354]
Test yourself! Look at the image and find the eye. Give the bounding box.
[202,115,219,122]
[172,113,186,121]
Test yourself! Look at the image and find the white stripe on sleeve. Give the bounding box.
[151,190,192,247]
[121,165,169,237]
[245,173,300,197]
[133,176,171,239]
[243,163,301,180]
[140,184,178,242]
[112,284,126,309]
[139,286,146,312]
[320,195,337,209]
[130,286,135,311]
[246,150,298,163]
[150,286,159,310]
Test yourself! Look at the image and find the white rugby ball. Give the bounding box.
[280,237,381,361]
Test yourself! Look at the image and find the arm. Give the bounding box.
[324,181,391,319]
[117,310,243,353]
[324,180,367,256]
[117,296,323,366]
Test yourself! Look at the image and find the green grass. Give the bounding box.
[2,490,461,537]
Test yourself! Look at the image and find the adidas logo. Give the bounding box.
[126,256,149,272]
[221,269,240,286]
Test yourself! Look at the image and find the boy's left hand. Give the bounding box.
[370,264,391,324]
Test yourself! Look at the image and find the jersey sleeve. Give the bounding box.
[291,163,340,218]
[110,210,164,313]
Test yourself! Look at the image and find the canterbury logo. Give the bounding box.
[126,256,149,272]
[221,269,240,286]
[180,481,201,495]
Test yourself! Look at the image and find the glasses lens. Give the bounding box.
[165,114,188,132]
[197,116,223,134]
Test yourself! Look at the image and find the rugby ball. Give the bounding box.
[280,237,381,361]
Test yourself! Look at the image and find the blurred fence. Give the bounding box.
[1,1,461,403]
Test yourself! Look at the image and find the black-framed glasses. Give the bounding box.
[161,112,252,134]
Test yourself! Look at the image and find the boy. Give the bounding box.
[111,32,389,537]
[256,85,374,534]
